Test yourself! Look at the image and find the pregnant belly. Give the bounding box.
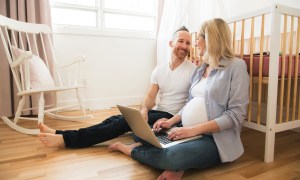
[181,97,208,127]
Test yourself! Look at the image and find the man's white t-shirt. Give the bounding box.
[151,60,196,115]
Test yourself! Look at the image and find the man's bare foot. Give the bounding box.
[108,142,142,156]
[157,170,184,180]
[38,122,56,134]
[38,133,65,147]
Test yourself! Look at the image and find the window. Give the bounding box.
[50,0,157,35]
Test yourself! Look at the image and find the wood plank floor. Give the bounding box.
[0,108,300,180]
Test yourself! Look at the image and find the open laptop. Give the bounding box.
[117,105,202,149]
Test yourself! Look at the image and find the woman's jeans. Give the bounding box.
[131,134,221,171]
[56,110,173,148]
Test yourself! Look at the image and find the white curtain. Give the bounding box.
[156,0,228,65]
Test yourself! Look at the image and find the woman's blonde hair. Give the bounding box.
[199,18,235,68]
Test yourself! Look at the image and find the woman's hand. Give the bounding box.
[168,127,197,140]
[153,118,173,132]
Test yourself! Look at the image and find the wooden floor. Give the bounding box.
[0,108,300,180]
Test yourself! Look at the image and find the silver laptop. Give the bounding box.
[117,105,202,149]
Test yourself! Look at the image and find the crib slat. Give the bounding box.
[240,19,245,58]
[189,32,193,61]
[266,36,270,51]
[279,15,288,124]
[280,33,283,53]
[257,14,265,125]
[233,22,236,53]
[285,16,294,122]
[294,17,300,120]
[248,17,255,122]
[194,33,198,63]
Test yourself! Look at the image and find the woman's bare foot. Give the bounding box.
[108,142,142,156]
[38,133,65,147]
[157,170,184,180]
[38,122,56,134]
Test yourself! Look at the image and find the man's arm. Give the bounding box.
[140,84,159,121]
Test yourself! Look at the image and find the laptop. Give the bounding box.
[117,105,202,149]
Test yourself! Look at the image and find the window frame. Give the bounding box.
[50,0,157,39]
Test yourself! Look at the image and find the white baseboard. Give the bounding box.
[58,95,144,110]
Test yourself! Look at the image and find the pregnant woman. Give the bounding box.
[109,18,250,180]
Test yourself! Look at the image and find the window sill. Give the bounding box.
[52,26,156,39]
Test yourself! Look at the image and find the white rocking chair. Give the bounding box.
[0,15,93,135]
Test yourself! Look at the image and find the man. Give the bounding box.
[38,26,196,148]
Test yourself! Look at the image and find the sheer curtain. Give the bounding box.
[156,0,228,65]
[0,0,53,117]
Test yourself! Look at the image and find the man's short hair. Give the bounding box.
[172,26,189,41]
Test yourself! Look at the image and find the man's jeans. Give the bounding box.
[56,110,173,148]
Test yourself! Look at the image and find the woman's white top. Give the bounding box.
[181,77,208,127]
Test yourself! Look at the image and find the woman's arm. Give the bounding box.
[213,60,250,131]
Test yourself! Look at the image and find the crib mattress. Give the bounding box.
[243,54,300,78]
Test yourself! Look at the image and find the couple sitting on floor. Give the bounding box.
[38,18,249,180]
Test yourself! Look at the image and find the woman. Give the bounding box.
[109,18,250,180]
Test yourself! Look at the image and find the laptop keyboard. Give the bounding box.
[154,131,173,145]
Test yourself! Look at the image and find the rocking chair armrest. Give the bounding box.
[10,51,33,68]
[58,55,86,69]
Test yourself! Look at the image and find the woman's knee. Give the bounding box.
[154,151,186,170]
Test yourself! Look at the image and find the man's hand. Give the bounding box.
[153,118,172,132]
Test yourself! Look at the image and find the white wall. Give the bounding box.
[224,0,300,18]
[53,32,156,110]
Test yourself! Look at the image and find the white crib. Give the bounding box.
[226,4,300,163]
